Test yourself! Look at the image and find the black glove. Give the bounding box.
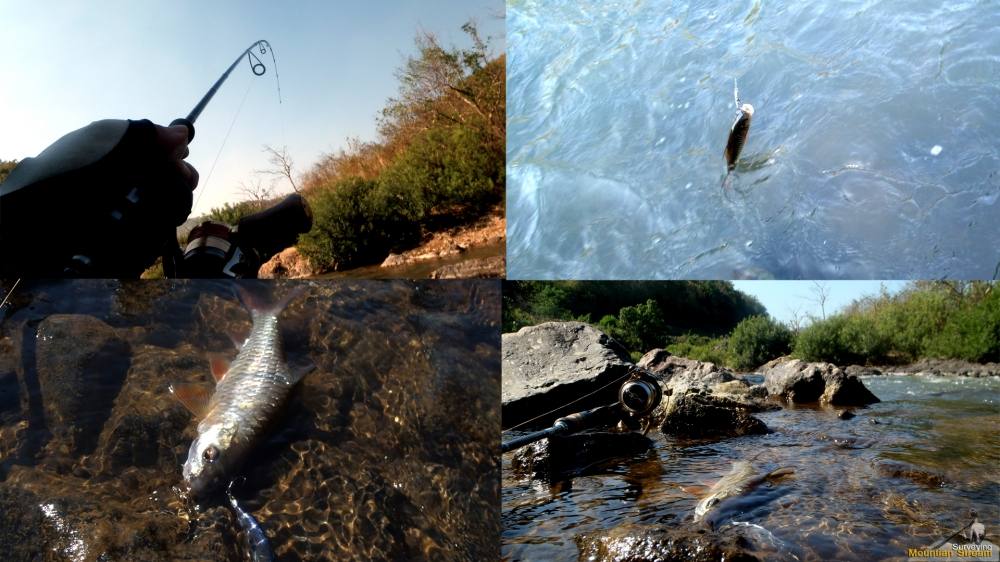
[0,119,198,277]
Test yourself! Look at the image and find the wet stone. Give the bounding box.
[575,523,762,562]
[508,431,654,479]
[35,314,131,456]
[93,345,199,475]
[762,359,879,406]
[659,392,769,438]
[874,461,948,488]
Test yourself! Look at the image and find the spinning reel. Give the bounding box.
[501,368,663,453]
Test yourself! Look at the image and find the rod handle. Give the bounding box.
[169,118,195,142]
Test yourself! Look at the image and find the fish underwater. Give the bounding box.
[692,459,794,526]
[170,285,312,498]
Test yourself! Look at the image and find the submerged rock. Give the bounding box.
[502,322,633,428]
[874,460,947,488]
[576,523,762,562]
[508,431,653,480]
[92,345,201,475]
[35,314,131,456]
[761,359,879,406]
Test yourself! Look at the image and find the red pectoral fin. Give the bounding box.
[169,383,212,418]
[208,355,230,383]
[680,485,710,496]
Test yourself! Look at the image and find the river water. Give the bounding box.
[501,374,1000,561]
[0,279,500,561]
[507,0,1000,279]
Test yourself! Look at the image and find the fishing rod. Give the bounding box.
[59,39,296,278]
[501,369,663,453]
[170,39,278,142]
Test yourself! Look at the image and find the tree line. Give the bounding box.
[503,281,999,369]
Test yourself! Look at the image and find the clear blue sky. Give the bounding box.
[732,281,909,326]
[0,1,504,214]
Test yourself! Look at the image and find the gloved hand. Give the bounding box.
[0,119,199,277]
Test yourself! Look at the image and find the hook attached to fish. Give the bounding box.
[722,78,754,188]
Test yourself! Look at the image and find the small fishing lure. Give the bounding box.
[226,481,277,562]
[724,79,754,177]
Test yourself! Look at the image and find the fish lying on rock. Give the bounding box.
[170,285,313,498]
[690,458,794,526]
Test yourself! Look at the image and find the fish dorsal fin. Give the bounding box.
[169,382,213,418]
[209,354,231,383]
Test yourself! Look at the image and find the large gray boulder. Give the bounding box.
[502,322,633,428]
[638,350,773,438]
[762,359,879,405]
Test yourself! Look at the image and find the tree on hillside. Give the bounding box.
[381,22,505,154]
[0,160,18,184]
[257,145,300,193]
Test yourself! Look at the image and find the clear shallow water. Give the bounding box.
[0,280,499,561]
[501,374,1000,560]
[507,0,1000,279]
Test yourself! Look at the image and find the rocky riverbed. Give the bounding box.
[502,322,999,561]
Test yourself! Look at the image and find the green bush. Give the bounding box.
[297,177,421,270]
[728,315,793,371]
[794,314,890,366]
[666,334,731,367]
[925,291,1000,362]
[614,299,668,352]
[206,200,266,226]
[379,126,502,218]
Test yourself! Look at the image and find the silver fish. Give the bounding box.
[724,79,754,174]
[693,459,793,524]
[171,285,311,498]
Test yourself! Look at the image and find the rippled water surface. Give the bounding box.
[0,279,499,561]
[502,374,1000,561]
[507,0,1000,279]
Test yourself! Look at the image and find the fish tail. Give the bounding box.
[234,284,308,316]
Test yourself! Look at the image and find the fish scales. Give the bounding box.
[202,310,293,448]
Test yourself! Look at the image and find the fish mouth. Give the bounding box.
[184,474,225,500]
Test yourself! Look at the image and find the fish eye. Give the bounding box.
[708,498,718,507]
[203,445,219,463]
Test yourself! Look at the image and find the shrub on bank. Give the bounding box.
[729,315,793,370]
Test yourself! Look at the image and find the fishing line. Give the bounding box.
[0,278,20,310]
[503,371,631,433]
[193,82,254,212]
[174,39,283,213]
